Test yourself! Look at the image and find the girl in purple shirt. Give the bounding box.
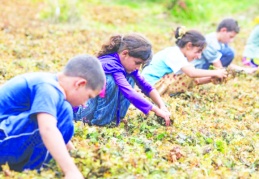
[74,33,171,126]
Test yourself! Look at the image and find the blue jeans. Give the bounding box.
[74,75,135,126]
[202,45,234,69]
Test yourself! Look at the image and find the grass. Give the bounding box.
[0,0,259,178]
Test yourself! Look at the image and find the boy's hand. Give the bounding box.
[65,170,84,179]
[37,113,83,178]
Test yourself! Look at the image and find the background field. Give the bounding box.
[0,0,259,178]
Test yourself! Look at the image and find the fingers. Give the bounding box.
[221,69,228,78]
[162,114,171,126]
[160,108,172,124]
[164,117,171,126]
[155,108,171,126]
[216,69,227,78]
[166,118,170,126]
[224,71,228,78]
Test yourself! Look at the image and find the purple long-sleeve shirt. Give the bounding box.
[98,53,154,114]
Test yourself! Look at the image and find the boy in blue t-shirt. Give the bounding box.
[192,18,257,74]
[0,54,105,178]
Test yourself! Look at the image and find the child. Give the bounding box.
[242,16,259,68]
[192,18,257,74]
[141,26,227,96]
[74,33,171,126]
[0,54,105,178]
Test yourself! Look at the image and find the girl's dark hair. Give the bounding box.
[175,26,206,50]
[97,33,152,62]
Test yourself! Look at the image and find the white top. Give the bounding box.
[142,46,192,85]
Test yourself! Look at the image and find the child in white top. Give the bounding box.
[142,27,227,95]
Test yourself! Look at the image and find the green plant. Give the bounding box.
[39,0,81,23]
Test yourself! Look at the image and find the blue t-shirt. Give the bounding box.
[0,72,74,169]
[192,32,223,69]
[0,72,73,138]
[142,46,191,85]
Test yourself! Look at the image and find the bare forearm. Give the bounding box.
[228,64,245,71]
[229,64,257,74]
[37,113,83,178]
[185,69,219,78]
[182,65,227,79]
[195,77,212,85]
[149,89,166,108]
[67,141,75,151]
[213,60,223,68]
[40,127,78,174]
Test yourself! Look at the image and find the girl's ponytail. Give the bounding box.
[97,35,123,57]
[174,26,206,49]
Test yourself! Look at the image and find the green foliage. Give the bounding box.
[167,0,259,24]
[39,0,81,23]
[1,0,259,178]
[71,0,259,28]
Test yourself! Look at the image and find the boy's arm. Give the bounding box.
[37,113,83,179]
[213,60,223,68]
[66,141,75,151]
[228,64,257,74]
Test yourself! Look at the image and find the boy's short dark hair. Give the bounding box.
[217,18,240,33]
[63,54,105,91]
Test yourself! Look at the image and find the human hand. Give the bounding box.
[214,68,227,79]
[210,76,223,84]
[243,67,258,74]
[155,108,171,126]
[65,169,84,179]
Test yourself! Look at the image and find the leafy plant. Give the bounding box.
[1,0,259,178]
